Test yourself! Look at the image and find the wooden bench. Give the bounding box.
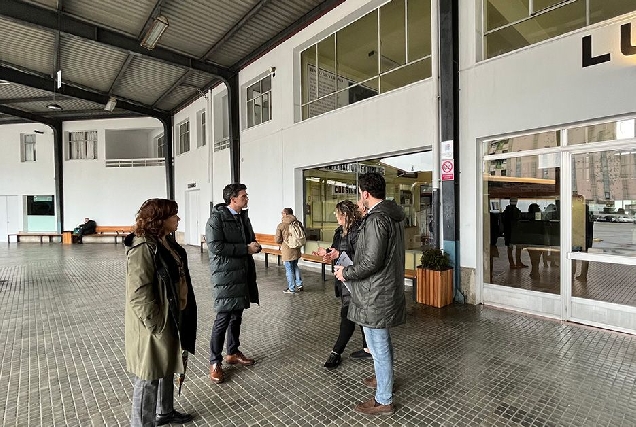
[81,225,133,244]
[8,232,62,243]
[404,268,417,300]
[255,233,333,281]
[254,233,282,267]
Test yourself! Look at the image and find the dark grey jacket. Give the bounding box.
[206,204,259,312]
[343,199,406,328]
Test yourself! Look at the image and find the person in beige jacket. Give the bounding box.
[275,208,304,293]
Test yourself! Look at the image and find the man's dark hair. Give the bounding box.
[223,183,247,204]
[358,172,386,199]
[283,208,293,215]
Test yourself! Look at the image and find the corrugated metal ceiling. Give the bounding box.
[0,0,342,121]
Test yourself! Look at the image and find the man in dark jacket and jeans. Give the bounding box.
[335,172,406,416]
[206,183,261,384]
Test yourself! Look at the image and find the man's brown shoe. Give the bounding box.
[209,363,224,384]
[354,397,394,416]
[225,351,255,366]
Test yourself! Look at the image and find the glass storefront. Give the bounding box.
[482,117,636,331]
[303,151,433,268]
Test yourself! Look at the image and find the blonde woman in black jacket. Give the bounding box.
[314,200,369,369]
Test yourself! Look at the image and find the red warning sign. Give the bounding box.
[441,159,454,181]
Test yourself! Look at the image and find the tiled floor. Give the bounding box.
[1,243,636,426]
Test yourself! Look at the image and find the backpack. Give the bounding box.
[286,220,306,248]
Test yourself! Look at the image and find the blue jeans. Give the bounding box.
[284,260,302,291]
[363,327,394,405]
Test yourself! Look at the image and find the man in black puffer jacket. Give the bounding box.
[206,183,261,384]
[335,172,406,416]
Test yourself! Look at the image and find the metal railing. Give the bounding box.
[105,158,165,168]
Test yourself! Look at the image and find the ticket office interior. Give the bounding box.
[302,150,434,269]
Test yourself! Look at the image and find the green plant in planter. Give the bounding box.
[420,248,452,271]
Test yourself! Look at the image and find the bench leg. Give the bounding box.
[321,264,326,281]
[277,255,281,266]
[265,253,269,268]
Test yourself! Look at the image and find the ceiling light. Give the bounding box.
[104,96,117,112]
[140,15,169,50]
[46,103,63,111]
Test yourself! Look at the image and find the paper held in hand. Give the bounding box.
[337,251,353,292]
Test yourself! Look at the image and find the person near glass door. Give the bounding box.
[503,198,527,269]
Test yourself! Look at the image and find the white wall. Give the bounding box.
[0,123,56,232]
[458,9,636,272]
[63,117,165,229]
[227,0,437,235]
[105,129,157,159]
[172,96,213,243]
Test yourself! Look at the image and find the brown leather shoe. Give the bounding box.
[225,351,255,366]
[354,397,394,416]
[209,363,224,384]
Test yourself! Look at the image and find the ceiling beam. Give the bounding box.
[152,70,191,108]
[0,95,70,104]
[0,104,57,126]
[109,53,135,94]
[0,0,232,81]
[40,110,141,121]
[0,64,166,118]
[202,0,273,60]
[231,0,345,72]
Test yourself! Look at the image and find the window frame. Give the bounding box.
[68,130,98,160]
[299,0,433,121]
[177,120,190,155]
[482,0,636,60]
[245,75,272,129]
[21,133,36,162]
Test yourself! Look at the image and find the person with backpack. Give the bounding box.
[275,207,305,294]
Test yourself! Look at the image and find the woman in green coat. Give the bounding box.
[124,199,197,427]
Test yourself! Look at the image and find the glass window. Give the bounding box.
[303,151,434,256]
[483,155,561,293]
[178,120,190,154]
[568,119,635,145]
[572,261,636,306]
[337,10,379,91]
[380,0,406,73]
[533,0,567,13]
[301,46,316,106]
[300,0,432,120]
[408,0,432,61]
[380,57,432,93]
[589,0,636,25]
[484,0,636,59]
[68,131,97,160]
[485,0,529,32]
[156,134,164,158]
[26,195,54,216]
[21,134,36,162]
[487,131,560,155]
[246,75,272,128]
[198,111,206,147]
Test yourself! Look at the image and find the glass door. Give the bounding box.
[567,144,636,332]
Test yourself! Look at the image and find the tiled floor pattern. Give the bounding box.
[1,243,636,426]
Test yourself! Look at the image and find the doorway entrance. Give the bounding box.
[185,190,200,247]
